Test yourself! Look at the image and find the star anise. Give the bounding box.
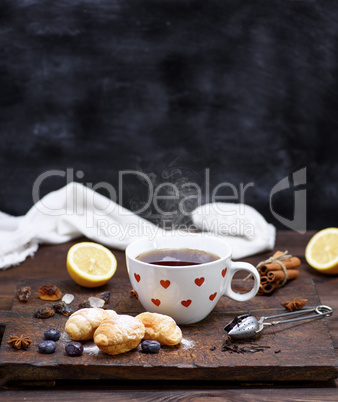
[281,298,308,312]
[7,334,32,350]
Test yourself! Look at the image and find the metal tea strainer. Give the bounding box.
[224,305,333,340]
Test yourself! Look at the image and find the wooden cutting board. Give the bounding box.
[0,277,337,382]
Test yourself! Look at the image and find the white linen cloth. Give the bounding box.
[0,182,275,269]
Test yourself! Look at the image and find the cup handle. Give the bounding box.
[223,260,260,302]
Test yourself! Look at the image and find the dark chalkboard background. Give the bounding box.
[0,0,337,231]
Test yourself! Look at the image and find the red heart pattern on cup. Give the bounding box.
[209,292,217,301]
[160,280,170,289]
[181,299,192,308]
[149,276,219,309]
[150,292,218,309]
[135,266,229,313]
[151,298,161,307]
[194,277,205,287]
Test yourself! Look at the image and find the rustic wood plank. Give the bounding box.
[0,230,338,401]
[0,277,337,382]
[2,387,338,402]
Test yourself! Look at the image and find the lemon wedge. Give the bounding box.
[305,228,338,275]
[67,242,117,287]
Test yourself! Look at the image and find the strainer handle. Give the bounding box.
[263,305,333,326]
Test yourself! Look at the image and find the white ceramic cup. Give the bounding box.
[125,232,260,324]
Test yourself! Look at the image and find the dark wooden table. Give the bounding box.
[0,231,337,400]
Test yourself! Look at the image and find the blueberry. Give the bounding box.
[141,340,161,354]
[44,328,61,341]
[65,341,83,356]
[38,340,56,354]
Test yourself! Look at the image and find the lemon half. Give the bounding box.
[67,242,117,287]
[305,228,338,275]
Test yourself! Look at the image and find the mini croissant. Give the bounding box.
[65,308,117,341]
[136,312,182,346]
[94,315,145,355]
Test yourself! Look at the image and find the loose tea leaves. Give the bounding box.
[220,335,270,354]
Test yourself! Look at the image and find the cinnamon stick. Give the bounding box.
[273,251,284,257]
[257,285,264,296]
[261,282,276,294]
[267,269,299,283]
[257,250,301,295]
[259,251,301,275]
[260,276,269,284]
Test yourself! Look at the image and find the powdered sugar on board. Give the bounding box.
[59,330,101,355]
[181,337,195,349]
[83,342,101,356]
[59,331,72,346]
